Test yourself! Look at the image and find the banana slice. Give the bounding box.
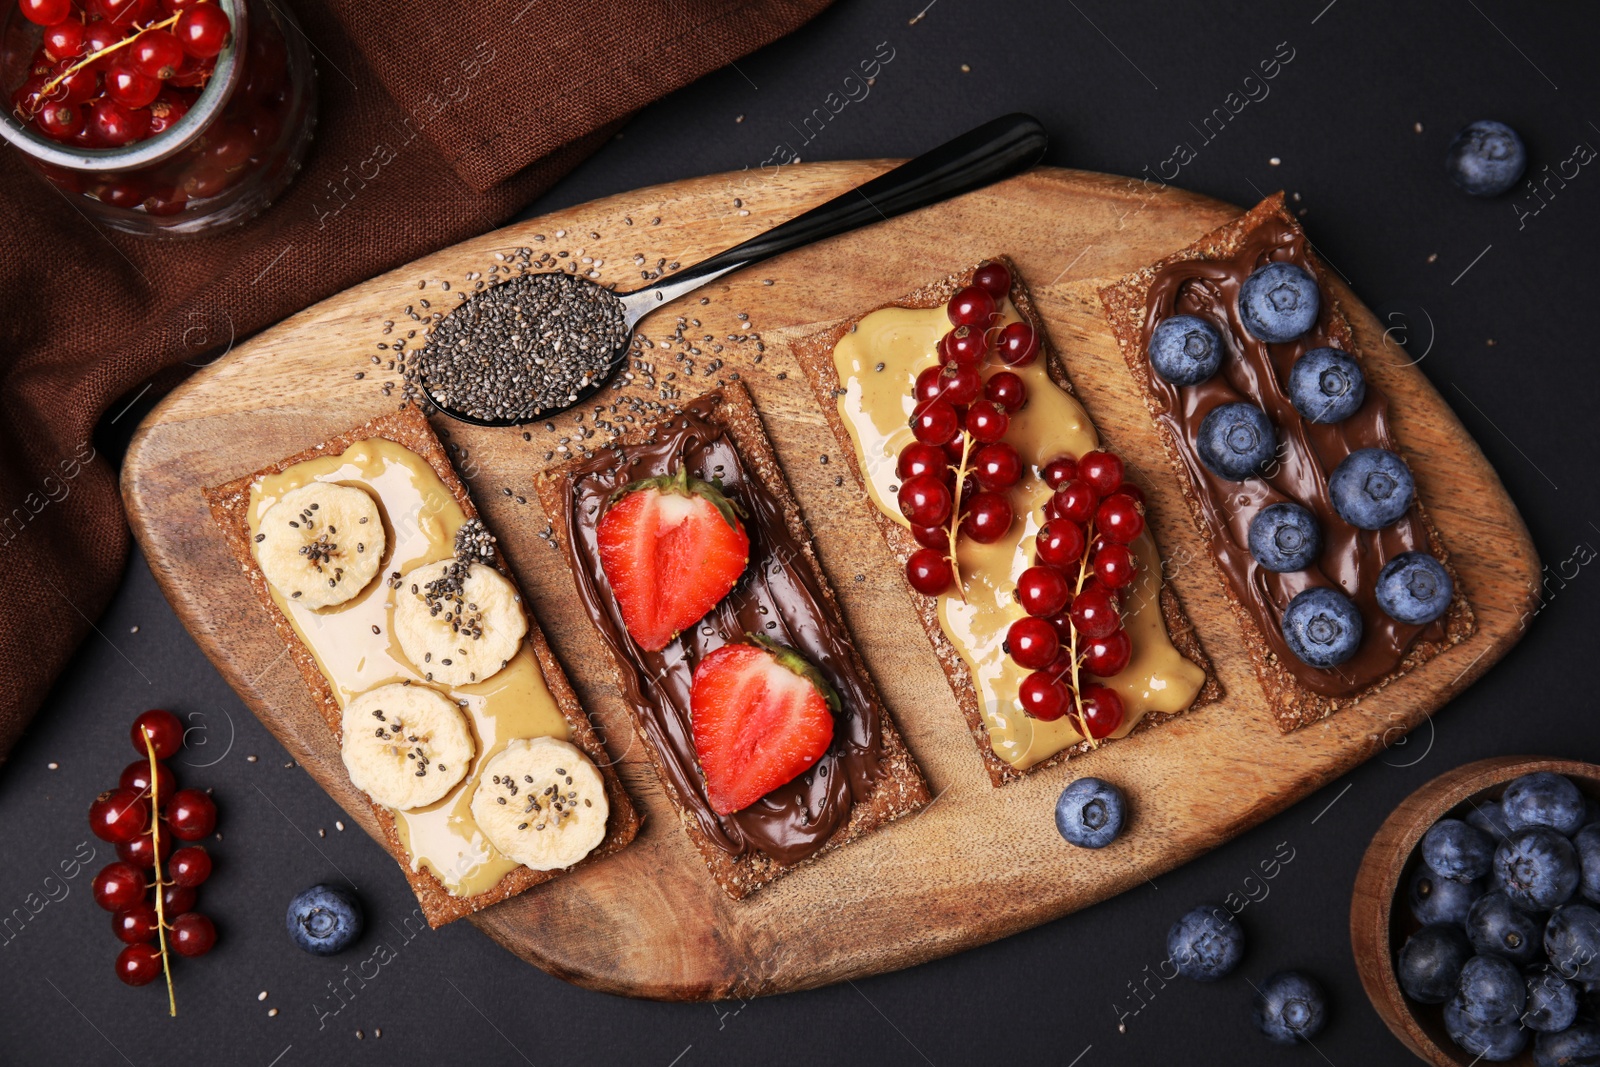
[472,737,608,870]
[254,482,385,609]
[392,558,527,686]
[340,683,474,810]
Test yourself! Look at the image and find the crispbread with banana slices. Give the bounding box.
[204,404,639,927]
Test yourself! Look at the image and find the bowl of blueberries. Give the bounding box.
[1352,757,1600,1065]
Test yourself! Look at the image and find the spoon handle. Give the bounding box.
[623,112,1048,322]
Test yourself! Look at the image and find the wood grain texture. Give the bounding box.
[1350,757,1600,1066]
[121,163,1541,1001]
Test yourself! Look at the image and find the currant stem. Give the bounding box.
[1067,516,1098,748]
[945,434,975,602]
[30,11,184,115]
[142,731,177,1018]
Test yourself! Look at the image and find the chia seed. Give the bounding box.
[411,272,627,421]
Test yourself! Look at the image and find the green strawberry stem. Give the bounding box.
[744,633,842,717]
[143,731,177,1017]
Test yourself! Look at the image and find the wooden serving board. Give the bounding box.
[122,163,1540,1000]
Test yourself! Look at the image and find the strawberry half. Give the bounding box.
[690,636,838,816]
[596,466,750,652]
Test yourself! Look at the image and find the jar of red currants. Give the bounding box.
[1,0,314,236]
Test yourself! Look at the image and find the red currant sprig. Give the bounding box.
[1007,449,1148,744]
[88,708,219,1010]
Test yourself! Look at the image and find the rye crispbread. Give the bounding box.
[204,405,640,927]
[785,258,1222,786]
[1096,195,1475,731]
[535,382,930,899]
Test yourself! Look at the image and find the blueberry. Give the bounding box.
[1397,924,1473,1004]
[1467,800,1514,842]
[286,884,363,956]
[1546,904,1600,982]
[1459,954,1527,1025]
[1444,996,1529,1061]
[1376,552,1454,625]
[1412,866,1485,927]
[1248,503,1321,572]
[1287,347,1366,424]
[1534,1025,1600,1067]
[1445,120,1527,197]
[1280,587,1363,668]
[1503,773,1588,835]
[1468,891,1545,966]
[1166,903,1245,981]
[1197,402,1276,481]
[1424,818,1496,881]
[1148,315,1225,386]
[1239,262,1321,343]
[1251,970,1328,1044]
[1575,824,1600,904]
[1525,969,1581,1033]
[1328,448,1415,529]
[1055,777,1126,849]
[1496,829,1580,911]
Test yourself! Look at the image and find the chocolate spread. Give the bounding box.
[1139,216,1446,696]
[556,393,883,865]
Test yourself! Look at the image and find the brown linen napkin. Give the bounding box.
[0,0,833,762]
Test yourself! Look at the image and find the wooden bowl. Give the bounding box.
[1351,756,1600,1066]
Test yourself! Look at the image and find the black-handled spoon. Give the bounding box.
[424,113,1049,427]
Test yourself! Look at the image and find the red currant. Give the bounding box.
[1044,609,1076,644]
[116,942,163,986]
[1096,492,1145,545]
[1018,671,1068,721]
[965,401,1009,444]
[1083,629,1132,678]
[938,362,981,405]
[997,321,1039,366]
[1006,617,1060,669]
[948,285,997,328]
[117,829,172,869]
[53,62,99,104]
[165,788,216,841]
[91,0,145,27]
[89,788,150,844]
[175,3,230,57]
[1078,450,1125,495]
[34,101,81,138]
[166,52,215,89]
[984,371,1027,413]
[131,709,184,759]
[972,260,1012,301]
[1035,519,1086,568]
[142,186,191,215]
[161,0,207,10]
[1052,479,1099,524]
[113,901,159,943]
[897,442,947,482]
[131,28,185,79]
[905,549,953,596]
[96,179,146,208]
[119,759,175,802]
[960,491,1013,544]
[897,474,952,527]
[162,882,197,916]
[1069,585,1120,639]
[1016,565,1071,617]
[146,88,191,134]
[19,0,71,25]
[42,18,86,60]
[911,523,948,550]
[84,19,121,56]
[1077,684,1126,739]
[92,861,148,911]
[971,442,1021,491]
[169,845,212,887]
[170,912,216,957]
[910,399,960,446]
[1114,481,1145,505]
[106,65,160,108]
[942,324,987,365]
[913,365,944,406]
[1041,456,1078,490]
[1093,543,1138,590]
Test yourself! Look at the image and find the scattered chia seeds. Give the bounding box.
[411,272,628,422]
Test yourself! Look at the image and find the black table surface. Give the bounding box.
[5,1,1598,1063]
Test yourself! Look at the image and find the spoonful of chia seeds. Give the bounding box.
[414,114,1047,427]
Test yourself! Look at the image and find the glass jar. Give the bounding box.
[0,0,315,237]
